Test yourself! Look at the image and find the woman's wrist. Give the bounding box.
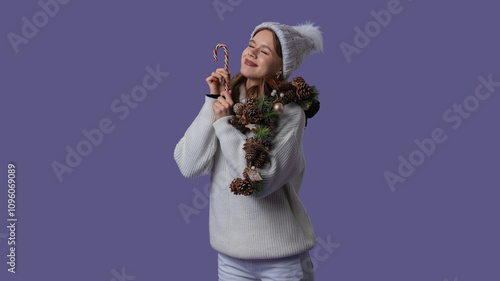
[214,114,232,122]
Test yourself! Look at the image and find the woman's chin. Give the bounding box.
[240,67,250,77]
[240,68,261,80]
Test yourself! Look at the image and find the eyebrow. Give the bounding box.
[249,39,273,53]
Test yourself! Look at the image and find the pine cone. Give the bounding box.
[246,96,257,106]
[245,145,259,164]
[243,138,261,164]
[247,136,261,146]
[278,81,296,93]
[305,100,320,119]
[229,178,244,195]
[271,81,296,104]
[233,103,245,116]
[228,116,241,126]
[279,90,296,104]
[228,116,249,133]
[261,137,273,149]
[253,151,269,168]
[239,178,255,196]
[245,104,262,123]
[230,177,254,196]
[291,76,306,86]
[254,137,273,150]
[296,82,312,101]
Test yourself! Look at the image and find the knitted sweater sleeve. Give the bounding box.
[212,103,306,199]
[174,96,218,178]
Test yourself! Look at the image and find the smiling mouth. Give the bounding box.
[244,59,257,67]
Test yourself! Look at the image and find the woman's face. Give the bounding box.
[240,29,282,83]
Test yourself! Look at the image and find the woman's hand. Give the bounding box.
[213,90,234,121]
[206,68,231,96]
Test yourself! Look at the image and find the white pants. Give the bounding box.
[218,251,315,281]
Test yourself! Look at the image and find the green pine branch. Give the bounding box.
[252,177,264,197]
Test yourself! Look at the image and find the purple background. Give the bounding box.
[1,0,499,280]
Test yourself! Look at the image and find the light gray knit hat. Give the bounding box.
[251,21,323,80]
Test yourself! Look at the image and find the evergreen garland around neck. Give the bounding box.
[227,75,320,196]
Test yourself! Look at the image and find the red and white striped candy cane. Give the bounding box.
[213,43,229,92]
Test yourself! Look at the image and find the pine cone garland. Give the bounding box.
[278,83,296,102]
[246,136,259,146]
[243,97,262,123]
[243,167,263,181]
[246,97,257,106]
[244,144,259,165]
[229,177,255,195]
[261,138,273,149]
[291,76,306,86]
[304,100,320,119]
[233,103,245,116]
[244,138,262,164]
[296,82,312,101]
[273,81,298,104]
[226,75,319,196]
[278,82,297,94]
[229,178,244,195]
[279,90,296,104]
[253,151,269,168]
[246,104,262,123]
[243,137,272,167]
[240,178,255,196]
[228,116,250,133]
[228,116,241,126]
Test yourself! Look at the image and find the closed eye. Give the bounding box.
[248,44,269,55]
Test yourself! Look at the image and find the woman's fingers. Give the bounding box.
[206,74,218,85]
[213,90,234,120]
[206,72,224,84]
[213,101,229,121]
[209,69,231,89]
[220,90,233,105]
[207,69,231,97]
[213,72,223,84]
[215,69,231,84]
[217,96,229,108]
[206,75,217,85]
[212,102,222,112]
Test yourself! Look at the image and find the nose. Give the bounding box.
[247,48,257,58]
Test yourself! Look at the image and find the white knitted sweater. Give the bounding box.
[174,87,316,259]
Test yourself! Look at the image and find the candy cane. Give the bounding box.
[213,43,229,92]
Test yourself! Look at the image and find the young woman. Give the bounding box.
[174,21,323,280]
